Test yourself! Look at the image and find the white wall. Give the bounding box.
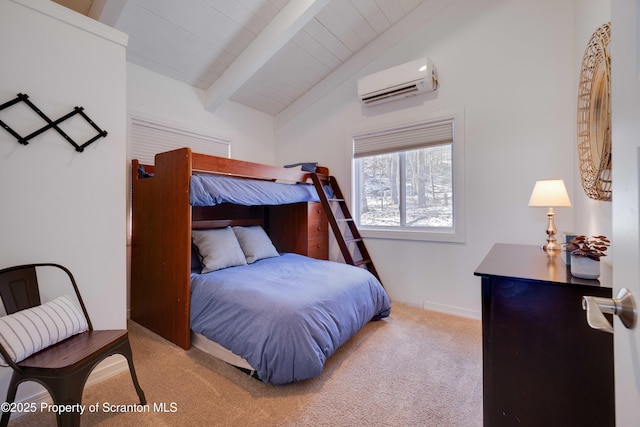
[572,0,612,260]
[0,0,127,398]
[275,0,578,317]
[127,63,276,165]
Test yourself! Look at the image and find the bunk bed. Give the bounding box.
[130,147,390,385]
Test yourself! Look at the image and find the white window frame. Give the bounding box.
[350,110,465,243]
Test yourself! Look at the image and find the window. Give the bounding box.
[352,113,465,242]
[127,113,231,242]
[129,115,230,165]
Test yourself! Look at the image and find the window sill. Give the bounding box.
[359,227,465,243]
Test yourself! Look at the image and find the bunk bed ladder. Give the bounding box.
[311,174,382,284]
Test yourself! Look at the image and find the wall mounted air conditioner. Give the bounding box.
[357,58,437,106]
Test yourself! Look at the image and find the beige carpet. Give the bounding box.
[9,303,482,426]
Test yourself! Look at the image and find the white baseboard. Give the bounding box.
[85,356,130,386]
[10,356,128,420]
[422,301,481,320]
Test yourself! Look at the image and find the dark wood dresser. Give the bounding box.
[474,244,614,427]
[268,202,328,259]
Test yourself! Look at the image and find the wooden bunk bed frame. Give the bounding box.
[130,147,330,350]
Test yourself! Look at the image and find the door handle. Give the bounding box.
[582,288,637,333]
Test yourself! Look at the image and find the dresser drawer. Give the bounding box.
[307,203,327,259]
[307,218,327,236]
[307,202,325,222]
[307,236,328,259]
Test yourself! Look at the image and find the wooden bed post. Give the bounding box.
[131,148,192,349]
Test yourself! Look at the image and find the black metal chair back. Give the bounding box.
[0,263,146,427]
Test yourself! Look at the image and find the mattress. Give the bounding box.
[190,253,391,384]
[190,174,324,207]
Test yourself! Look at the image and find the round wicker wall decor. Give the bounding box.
[576,22,612,201]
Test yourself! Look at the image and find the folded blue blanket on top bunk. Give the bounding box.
[190,174,326,206]
[190,253,391,385]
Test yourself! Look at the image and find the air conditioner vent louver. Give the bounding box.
[358,58,437,107]
[361,84,420,104]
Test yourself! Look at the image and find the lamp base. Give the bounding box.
[541,207,561,252]
[542,241,562,251]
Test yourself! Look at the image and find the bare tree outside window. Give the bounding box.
[357,144,452,229]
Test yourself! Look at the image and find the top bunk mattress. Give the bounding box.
[190,174,326,207]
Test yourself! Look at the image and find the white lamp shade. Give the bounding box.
[528,179,572,207]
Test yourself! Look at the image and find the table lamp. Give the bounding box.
[528,179,572,251]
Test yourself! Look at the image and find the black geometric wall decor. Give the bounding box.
[0,93,107,152]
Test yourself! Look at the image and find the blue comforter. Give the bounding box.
[190,174,323,206]
[190,253,391,385]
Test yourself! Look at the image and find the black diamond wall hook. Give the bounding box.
[0,93,107,152]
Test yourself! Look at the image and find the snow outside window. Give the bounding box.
[352,112,465,243]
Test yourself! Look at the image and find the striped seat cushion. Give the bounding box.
[0,295,88,365]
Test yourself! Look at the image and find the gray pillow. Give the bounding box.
[232,226,280,263]
[192,227,247,273]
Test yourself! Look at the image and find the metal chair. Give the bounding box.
[0,263,146,427]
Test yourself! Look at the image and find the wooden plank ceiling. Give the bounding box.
[54,0,438,118]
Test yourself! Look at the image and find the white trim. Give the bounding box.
[11,0,128,47]
[422,300,481,320]
[349,109,466,244]
[359,228,464,243]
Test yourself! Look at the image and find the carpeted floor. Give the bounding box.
[9,303,482,426]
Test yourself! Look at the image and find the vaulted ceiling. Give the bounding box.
[54,0,454,124]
